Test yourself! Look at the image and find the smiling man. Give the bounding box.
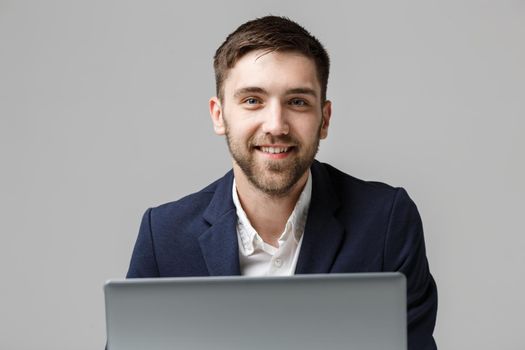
[127,16,437,349]
[209,49,330,250]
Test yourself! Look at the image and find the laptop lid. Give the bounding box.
[104,273,406,350]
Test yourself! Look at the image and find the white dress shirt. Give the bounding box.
[232,171,312,276]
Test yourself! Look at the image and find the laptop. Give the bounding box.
[104,273,406,350]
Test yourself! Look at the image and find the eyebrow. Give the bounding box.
[233,87,267,98]
[233,86,318,99]
[286,87,317,97]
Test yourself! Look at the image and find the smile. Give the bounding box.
[260,146,289,154]
[254,145,295,159]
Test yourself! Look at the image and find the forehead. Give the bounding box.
[223,50,320,96]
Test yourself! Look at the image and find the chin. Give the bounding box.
[249,171,302,197]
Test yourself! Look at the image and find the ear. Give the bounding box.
[319,100,332,139]
[209,96,225,135]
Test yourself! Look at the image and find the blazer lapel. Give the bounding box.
[295,161,345,274]
[198,171,241,276]
[197,161,345,276]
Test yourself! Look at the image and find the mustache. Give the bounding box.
[249,135,298,147]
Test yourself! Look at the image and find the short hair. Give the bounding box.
[213,16,330,102]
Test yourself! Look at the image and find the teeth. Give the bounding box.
[261,147,289,154]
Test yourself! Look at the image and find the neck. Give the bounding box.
[233,164,309,247]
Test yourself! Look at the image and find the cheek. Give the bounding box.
[224,119,260,142]
[292,120,322,140]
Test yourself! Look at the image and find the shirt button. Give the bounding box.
[274,258,282,267]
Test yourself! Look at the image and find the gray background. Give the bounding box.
[1,0,524,349]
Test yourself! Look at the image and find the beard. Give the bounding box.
[223,119,321,197]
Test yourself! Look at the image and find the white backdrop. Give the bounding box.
[1,1,524,349]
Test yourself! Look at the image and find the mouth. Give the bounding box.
[254,145,295,159]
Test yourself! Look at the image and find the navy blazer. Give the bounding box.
[127,160,438,349]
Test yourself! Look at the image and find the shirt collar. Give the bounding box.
[232,170,312,253]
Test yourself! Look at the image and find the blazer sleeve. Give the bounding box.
[126,208,160,278]
[384,188,438,350]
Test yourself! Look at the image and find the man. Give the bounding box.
[127,16,438,349]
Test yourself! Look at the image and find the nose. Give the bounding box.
[261,101,289,135]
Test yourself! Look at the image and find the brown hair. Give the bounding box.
[213,16,330,102]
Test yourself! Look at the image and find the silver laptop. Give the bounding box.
[104,273,406,350]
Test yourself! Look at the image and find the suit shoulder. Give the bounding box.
[149,173,227,220]
[317,163,419,230]
[319,162,400,197]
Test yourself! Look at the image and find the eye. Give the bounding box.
[289,98,308,107]
[243,97,260,105]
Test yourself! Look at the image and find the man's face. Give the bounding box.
[210,50,331,197]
